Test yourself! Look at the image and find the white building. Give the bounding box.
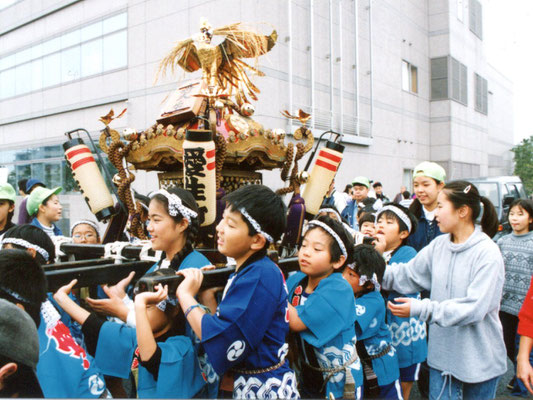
[0,0,514,231]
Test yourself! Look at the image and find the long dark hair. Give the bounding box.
[150,187,203,270]
[442,180,499,238]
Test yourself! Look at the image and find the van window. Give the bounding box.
[476,182,500,213]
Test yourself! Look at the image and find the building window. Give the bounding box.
[0,11,127,100]
[450,57,467,105]
[469,0,483,39]
[402,60,418,94]
[431,56,467,105]
[475,73,488,114]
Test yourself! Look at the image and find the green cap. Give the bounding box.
[0,183,16,202]
[27,186,62,216]
[352,176,370,188]
[413,161,446,183]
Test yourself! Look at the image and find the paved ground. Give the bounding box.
[409,359,525,400]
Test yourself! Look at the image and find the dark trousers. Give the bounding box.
[499,311,519,362]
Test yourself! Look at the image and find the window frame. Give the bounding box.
[401,60,418,94]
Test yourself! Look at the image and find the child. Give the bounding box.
[317,204,357,239]
[177,185,299,398]
[1,225,110,398]
[0,298,43,398]
[287,215,364,399]
[342,176,375,231]
[407,162,446,252]
[359,212,376,237]
[498,199,533,396]
[53,269,207,398]
[28,186,63,237]
[343,244,402,399]
[384,180,506,399]
[0,183,16,237]
[18,178,44,225]
[71,220,100,244]
[375,203,425,400]
[85,187,210,325]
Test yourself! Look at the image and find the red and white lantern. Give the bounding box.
[64,138,115,221]
[302,141,345,215]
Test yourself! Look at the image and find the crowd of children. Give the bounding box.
[1,162,533,399]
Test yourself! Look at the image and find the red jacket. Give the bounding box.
[518,276,533,338]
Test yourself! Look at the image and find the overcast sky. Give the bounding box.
[485,0,533,144]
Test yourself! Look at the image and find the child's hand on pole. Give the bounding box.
[176,268,204,298]
[134,284,168,307]
[53,279,77,302]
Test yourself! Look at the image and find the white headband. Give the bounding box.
[150,189,198,224]
[359,273,381,292]
[70,220,100,237]
[2,237,50,261]
[376,205,412,233]
[318,208,342,222]
[239,208,274,243]
[305,220,348,259]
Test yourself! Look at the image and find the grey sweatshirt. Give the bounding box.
[382,229,507,383]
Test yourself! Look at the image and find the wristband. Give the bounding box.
[184,304,203,319]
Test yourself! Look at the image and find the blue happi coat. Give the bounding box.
[385,246,427,369]
[201,253,299,399]
[287,272,364,398]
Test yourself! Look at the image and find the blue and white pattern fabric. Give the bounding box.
[287,272,364,398]
[355,290,400,386]
[201,255,299,399]
[385,246,427,370]
[94,321,206,398]
[37,299,107,398]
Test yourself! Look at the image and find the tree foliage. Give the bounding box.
[512,136,533,195]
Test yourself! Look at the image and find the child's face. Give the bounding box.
[360,221,375,237]
[413,176,443,207]
[298,228,338,280]
[342,268,367,295]
[376,214,408,251]
[145,304,172,336]
[72,224,99,244]
[40,194,62,223]
[435,191,462,234]
[0,200,14,225]
[509,205,532,235]
[216,207,256,265]
[147,199,186,254]
[351,185,369,202]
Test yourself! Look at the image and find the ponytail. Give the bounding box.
[409,198,423,219]
[443,180,499,238]
[480,196,499,238]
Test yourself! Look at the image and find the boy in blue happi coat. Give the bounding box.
[343,244,402,399]
[375,203,426,399]
[53,268,207,399]
[177,185,300,399]
[287,215,364,399]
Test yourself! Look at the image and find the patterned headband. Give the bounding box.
[0,285,33,304]
[239,208,274,243]
[359,273,381,292]
[70,220,100,237]
[318,208,342,222]
[2,237,50,261]
[376,205,412,233]
[305,220,348,259]
[150,189,198,224]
